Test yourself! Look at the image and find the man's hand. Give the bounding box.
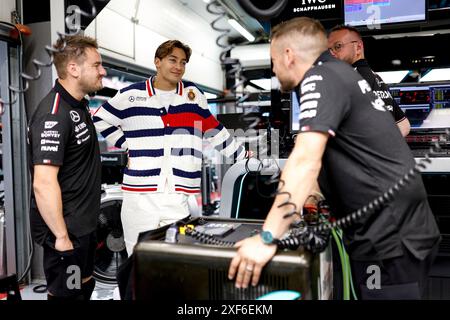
[55,235,74,252]
[228,235,277,288]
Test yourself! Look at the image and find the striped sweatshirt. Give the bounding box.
[93,77,246,194]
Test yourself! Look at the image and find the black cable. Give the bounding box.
[0,20,34,284]
[206,1,268,163]
[236,0,289,21]
[185,0,448,254]
[184,227,235,247]
[276,130,448,252]
[0,21,23,110]
[187,131,449,253]
[0,1,108,109]
[32,284,47,294]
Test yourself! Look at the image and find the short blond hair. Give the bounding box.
[271,17,327,62]
[53,35,98,79]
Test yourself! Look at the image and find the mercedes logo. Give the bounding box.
[70,110,81,123]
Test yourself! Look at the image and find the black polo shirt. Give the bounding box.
[297,51,440,261]
[28,80,101,245]
[353,59,406,123]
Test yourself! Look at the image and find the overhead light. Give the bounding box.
[228,19,255,42]
[203,0,211,3]
[420,68,450,82]
[377,70,410,84]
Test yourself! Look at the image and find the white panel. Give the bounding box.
[106,0,138,19]
[85,0,226,91]
[50,0,65,82]
[250,79,271,91]
[230,44,270,69]
[184,50,223,90]
[420,68,450,82]
[134,24,168,68]
[377,70,409,84]
[0,0,14,22]
[96,8,134,58]
[136,0,223,61]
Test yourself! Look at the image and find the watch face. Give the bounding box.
[261,231,273,244]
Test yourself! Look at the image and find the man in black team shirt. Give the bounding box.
[328,25,411,137]
[28,35,106,300]
[228,17,440,299]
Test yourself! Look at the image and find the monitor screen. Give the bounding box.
[429,0,450,9]
[390,85,450,130]
[290,91,301,133]
[344,0,427,27]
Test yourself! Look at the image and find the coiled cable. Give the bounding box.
[187,130,449,254]
[0,0,107,111]
[236,0,289,21]
[206,0,268,159]
[276,130,448,251]
[184,226,235,247]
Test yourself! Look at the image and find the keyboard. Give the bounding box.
[411,149,450,157]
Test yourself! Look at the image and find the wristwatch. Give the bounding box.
[260,230,280,245]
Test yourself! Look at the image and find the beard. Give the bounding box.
[342,53,357,65]
[79,76,103,95]
[279,77,297,92]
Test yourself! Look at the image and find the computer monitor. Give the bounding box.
[428,85,450,128]
[390,85,431,129]
[344,0,427,27]
[429,0,450,9]
[290,91,301,133]
[390,84,450,130]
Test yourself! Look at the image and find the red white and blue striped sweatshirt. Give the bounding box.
[93,77,246,194]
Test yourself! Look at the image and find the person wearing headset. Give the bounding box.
[228,17,440,300]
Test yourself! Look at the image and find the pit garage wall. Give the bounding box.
[0,0,15,23]
[84,0,225,92]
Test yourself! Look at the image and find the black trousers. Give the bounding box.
[350,245,438,300]
[43,231,97,298]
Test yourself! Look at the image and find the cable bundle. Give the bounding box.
[0,1,107,111]
[184,227,235,247]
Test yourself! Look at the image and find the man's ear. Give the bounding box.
[356,40,364,55]
[66,61,80,79]
[285,47,294,67]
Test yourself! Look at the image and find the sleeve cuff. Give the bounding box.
[395,116,407,124]
[32,159,63,166]
[299,124,336,137]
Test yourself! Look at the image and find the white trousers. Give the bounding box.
[121,191,189,255]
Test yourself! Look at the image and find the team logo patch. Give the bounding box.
[187,89,196,101]
[70,110,80,123]
[44,121,58,129]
